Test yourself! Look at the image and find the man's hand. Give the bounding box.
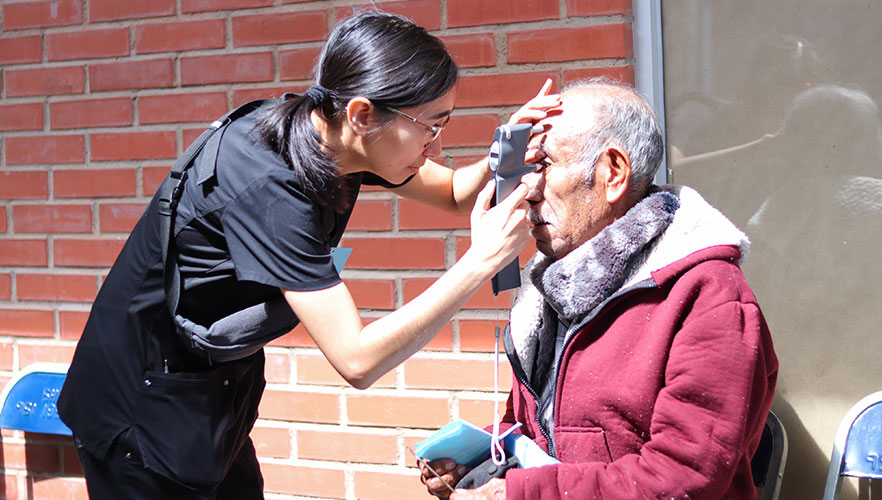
[418,458,470,498]
[451,478,506,499]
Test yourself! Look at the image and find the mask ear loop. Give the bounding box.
[490,295,506,466]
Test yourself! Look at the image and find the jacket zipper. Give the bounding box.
[505,278,658,458]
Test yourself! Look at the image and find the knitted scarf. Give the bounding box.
[510,189,680,382]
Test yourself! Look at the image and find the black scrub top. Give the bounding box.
[57,101,407,467]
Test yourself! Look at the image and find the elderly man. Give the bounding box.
[420,80,778,499]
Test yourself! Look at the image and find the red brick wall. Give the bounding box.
[0,1,633,498]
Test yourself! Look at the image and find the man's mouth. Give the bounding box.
[527,211,547,226]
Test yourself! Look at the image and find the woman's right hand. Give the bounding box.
[466,179,530,274]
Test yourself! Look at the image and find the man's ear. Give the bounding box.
[345,97,375,135]
[602,145,631,204]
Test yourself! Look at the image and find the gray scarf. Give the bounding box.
[517,189,680,383]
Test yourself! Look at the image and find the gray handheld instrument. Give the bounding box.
[488,123,542,295]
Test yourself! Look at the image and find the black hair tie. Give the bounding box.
[304,85,330,106]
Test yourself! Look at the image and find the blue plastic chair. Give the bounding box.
[822,390,882,499]
[0,363,72,436]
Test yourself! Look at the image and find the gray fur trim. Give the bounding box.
[508,185,750,380]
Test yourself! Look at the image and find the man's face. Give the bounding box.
[522,107,614,260]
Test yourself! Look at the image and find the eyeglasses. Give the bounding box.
[386,107,449,147]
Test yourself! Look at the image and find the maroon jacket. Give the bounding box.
[501,186,778,499]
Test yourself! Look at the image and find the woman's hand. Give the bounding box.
[466,179,530,273]
[507,78,561,127]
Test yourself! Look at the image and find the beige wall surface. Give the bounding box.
[662,1,882,498]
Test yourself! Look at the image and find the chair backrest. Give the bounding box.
[0,363,72,436]
[751,410,788,500]
[822,390,882,500]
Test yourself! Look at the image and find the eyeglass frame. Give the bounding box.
[385,106,449,147]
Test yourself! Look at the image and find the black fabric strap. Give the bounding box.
[158,100,269,324]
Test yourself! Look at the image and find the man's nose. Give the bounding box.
[522,170,544,201]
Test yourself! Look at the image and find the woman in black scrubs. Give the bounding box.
[58,11,557,499]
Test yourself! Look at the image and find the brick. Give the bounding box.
[89,59,174,92]
[279,47,322,81]
[0,102,43,132]
[564,65,635,86]
[250,426,290,458]
[50,98,133,130]
[341,238,445,270]
[62,445,84,476]
[0,274,9,300]
[0,208,5,233]
[336,0,441,30]
[266,323,308,348]
[47,29,129,61]
[343,279,395,309]
[234,86,305,106]
[135,19,226,54]
[181,52,274,86]
[353,469,427,500]
[1,442,59,472]
[456,234,538,267]
[232,11,327,47]
[91,131,176,161]
[347,394,447,428]
[264,351,290,384]
[461,319,508,352]
[457,72,559,108]
[18,344,77,366]
[54,168,136,198]
[0,35,42,65]
[59,310,89,340]
[448,0,558,27]
[138,92,228,124]
[0,171,49,199]
[90,0,174,22]
[441,113,500,148]
[29,477,88,500]
[0,341,13,370]
[567,0,632,16]
[398,199,469,230]
[459,396,510,426]
[5,134,85,165]
[97,203,144,233]
[508,24,633,64]
[295,351,396,388]
[17,273,97,303]
[404,357,511,391]
[182,0,273,14]
[2,0,82,30]
[424,321,454,351]
[54,238,125,267]
[258,389,339,423]
[13,204,91,233]
[142,166,171,196]
[442,33,496,69]
[0,239,48,266]
[298,428,398,464]
[260,462,345,498]
[6,67,85,97]
[0,309,54,337]
[347,199,392,231]
[402,277,515,311]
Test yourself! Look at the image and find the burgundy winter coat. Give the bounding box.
[501,187,778,499]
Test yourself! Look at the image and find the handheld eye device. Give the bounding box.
[487,122,543,295]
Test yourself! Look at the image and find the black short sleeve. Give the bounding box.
[220,172,341,291]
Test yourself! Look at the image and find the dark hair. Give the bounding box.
[255,12,459,212]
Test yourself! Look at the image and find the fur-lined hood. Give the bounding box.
[508,184,749,380]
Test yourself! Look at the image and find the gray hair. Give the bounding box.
[563,78,664,196]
